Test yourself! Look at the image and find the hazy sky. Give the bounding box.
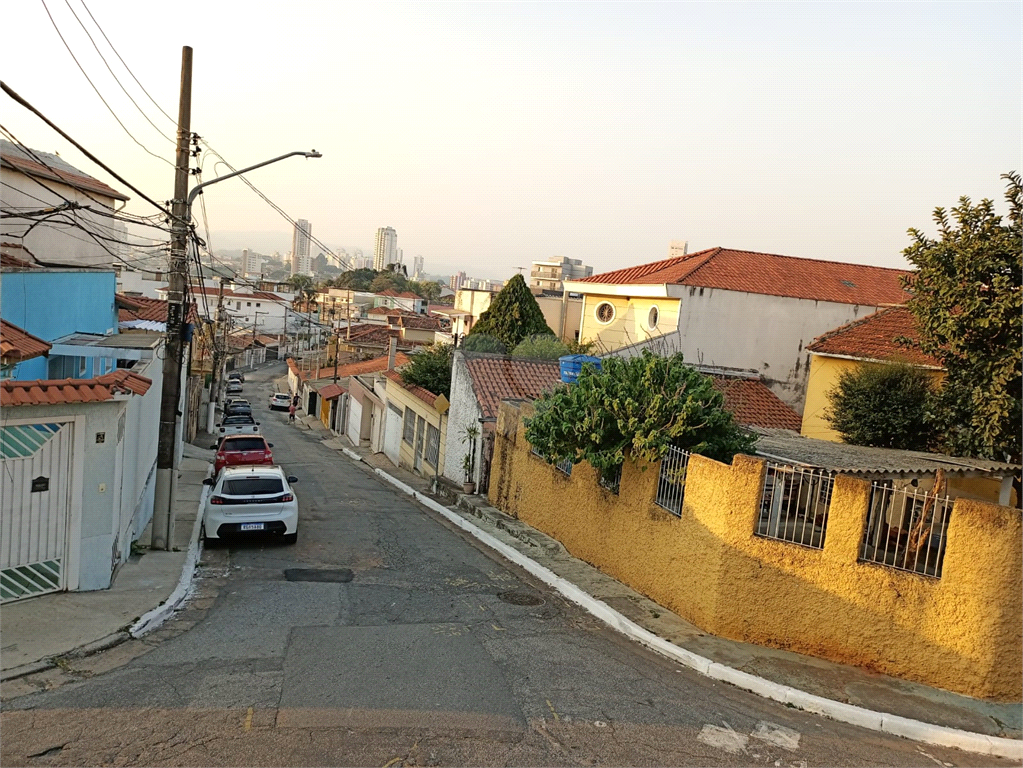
[1,1,1019,278]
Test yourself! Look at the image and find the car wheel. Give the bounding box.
[283,532,298,545]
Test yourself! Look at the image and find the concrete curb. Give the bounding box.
[340,447,363,463]
[128,465,212,639]
[368,465,1021,759]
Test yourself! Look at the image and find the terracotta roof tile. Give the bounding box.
[333,352,411,378]
[1,242,41,269]
[0,320,52,362]
[384,369,438,407]
[463,356,563,419]
[805,306,940,367]
[317,383,345,400]
[577,247,910,306]
[1,369,152,407]
[345,325,425,348]
[116,294,200,324]
[710,377,802,431]
[0,145,129,202]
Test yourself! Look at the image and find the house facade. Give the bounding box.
[382,370,448,479]
[565,247,909,411]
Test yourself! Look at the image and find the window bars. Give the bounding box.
[425,424,440,467]
[654,445,690,517]
[598,464,622,494]
[756,463,834,549]
[402,408,415,445]
[860,481,952,578]
[531,445,574,477]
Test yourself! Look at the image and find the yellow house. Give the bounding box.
[383,369,449,479]
[801,306,943,442]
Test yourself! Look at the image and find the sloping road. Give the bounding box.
[0,364,1010,767]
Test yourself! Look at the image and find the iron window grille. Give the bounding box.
[756,463,834,549]
[860,481,952,578]
[402,408,415,445]
[654,445,690,516]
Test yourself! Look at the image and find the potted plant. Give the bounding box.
[461,423,480,493]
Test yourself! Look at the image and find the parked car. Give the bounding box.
[202,465,299,545]
[228,371,244,383]
[217,414,261,436]
[210,434,274,475]
[227,381,243,394]
[269,393,291,411]
[225,399,252,417]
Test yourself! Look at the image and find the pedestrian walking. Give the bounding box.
[289,403,296,423]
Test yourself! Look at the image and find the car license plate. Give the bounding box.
[240,523,264,531]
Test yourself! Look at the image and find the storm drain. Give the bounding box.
[497,590,545,606]
[284,568,354,583]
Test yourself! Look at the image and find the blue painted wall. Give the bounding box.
[1,270,117,380]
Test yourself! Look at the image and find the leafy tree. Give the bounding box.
[525,350,756,474]
[511,334,569,360]
[332,268,377,291]
[287,273,314,292]
[408,280,443,302]
[401,343,453,398]
[468,274,553,349]
[462,334,506,354]
[825,363,936,451]
[370,271,406,293]
[902,172,1022,464]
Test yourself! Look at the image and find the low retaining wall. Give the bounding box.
[489,401,1022,701]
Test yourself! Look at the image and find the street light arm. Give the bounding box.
[187,150,322,207]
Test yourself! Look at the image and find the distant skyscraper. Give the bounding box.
[413,254,424,278]
[374,226,397,271]
[291,219,312,275]
[668,240,689,259]
[449,271,466,291]
[529,256,593,292]
[242,248,262,277]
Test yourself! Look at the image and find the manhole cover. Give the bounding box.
[284,568,354,583]
[497,590,544,606]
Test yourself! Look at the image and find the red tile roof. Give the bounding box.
[806,306,940,367]
[710,377,802,431]
[117,294,201,324]
[384,369,439,407]
[160,285,285,302]
[0,149,129,202]
[367,305,413,315]
[400,314,444,330]
[0,320,52,362]
[577,247,910,306]
[334,352,411,378]
[345,325,425,349]
[317,383,345,400]
[463,356,563,419]
[1,369,152,407]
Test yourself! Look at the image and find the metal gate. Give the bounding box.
[383,404,403,466]
[1,421,75,602]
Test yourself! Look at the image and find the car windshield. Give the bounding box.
[222,478,285,496]
[222,438,266,452]
[223,416,255,424]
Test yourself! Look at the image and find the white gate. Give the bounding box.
[1,421,75,602]
[383,404,403,466]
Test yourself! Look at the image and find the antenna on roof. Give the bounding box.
[515,266,525,274]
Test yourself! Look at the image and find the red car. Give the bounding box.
[212,434,274,475]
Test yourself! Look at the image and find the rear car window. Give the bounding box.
[223,416,255,424]
[223,438,266,451]
[222,478,285,495]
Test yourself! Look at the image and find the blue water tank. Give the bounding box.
[559,354,602,383]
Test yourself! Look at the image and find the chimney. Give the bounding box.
[387,335,397,371]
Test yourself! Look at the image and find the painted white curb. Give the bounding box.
[128,466,211,638]
[369,466,1021,759]
[341,447,363,463]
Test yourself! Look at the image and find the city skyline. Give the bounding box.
[0,2,1017,280]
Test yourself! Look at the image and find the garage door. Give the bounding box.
[383,404,403,466]
[0,421,75,602]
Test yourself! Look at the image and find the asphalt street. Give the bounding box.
[0,363,1011,767]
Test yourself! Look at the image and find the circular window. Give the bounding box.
[595,302,615,324]
[647,306,659,330]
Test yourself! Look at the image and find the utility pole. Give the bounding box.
[152,46,192,552]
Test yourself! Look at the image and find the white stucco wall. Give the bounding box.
[444,353,484,486]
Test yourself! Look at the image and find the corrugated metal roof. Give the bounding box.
[752,428,1019,477]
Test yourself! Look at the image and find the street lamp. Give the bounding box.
[152,149,322,552]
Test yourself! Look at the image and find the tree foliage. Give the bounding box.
[902,172,1022,462]
[511,334,569,360]
[825,363,936,451]
[524,351,756,473]
[468,275,553,349]
[462,334,507,354]
[400,343,453,398]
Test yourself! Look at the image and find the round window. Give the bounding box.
[648,306,659,329]
[595,302,615,324]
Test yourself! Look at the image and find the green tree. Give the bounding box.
[525,350,756,474]
[401,343,453,398]
[825,363,936,451]
[333,268,377,291]
[511,334,569,360]
[461,334,506,354]
[408,280,443,302]
[468,274,553,349]
[902,172,1022,464]
[370,271,407,293]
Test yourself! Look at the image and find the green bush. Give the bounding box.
[511,335,569,360]
[401,343,453,398]
[462,334,507,354]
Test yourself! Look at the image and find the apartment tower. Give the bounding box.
[373,226,397,271]
[291,219,313,275]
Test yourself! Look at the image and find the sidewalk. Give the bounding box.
[325,429,1022,749]
[0,440,212,678]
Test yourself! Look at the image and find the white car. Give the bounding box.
[202,465,299,545]
[217,414,261,436]
[269,393,291,411]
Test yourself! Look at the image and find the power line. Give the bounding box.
[38,0,174,166]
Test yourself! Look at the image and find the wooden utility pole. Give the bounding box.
[152,46,192,551]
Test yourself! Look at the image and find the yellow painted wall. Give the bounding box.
[385,382,447,477]
[490,401,1022,700]
[578,293,680,351]
[801,354,946,442]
